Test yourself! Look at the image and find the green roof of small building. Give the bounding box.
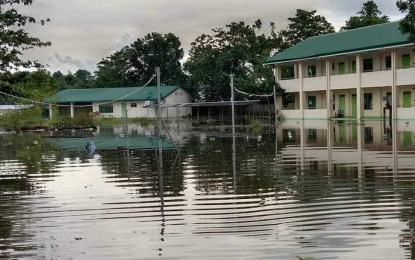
[48,86,179,103]
[265,21,410,64]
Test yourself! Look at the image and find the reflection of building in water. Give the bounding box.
[277,120,415,174]
[105,120,192,144]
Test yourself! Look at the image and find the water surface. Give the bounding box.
[1,120,415,259]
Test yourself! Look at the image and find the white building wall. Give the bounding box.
[91,88,192,119]
[164,88,192,118]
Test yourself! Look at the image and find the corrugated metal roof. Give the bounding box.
[265,21,410,65]
[49,86,179,103]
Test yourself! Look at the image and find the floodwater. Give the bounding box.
[1,119,415,259]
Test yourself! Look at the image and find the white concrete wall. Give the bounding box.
[164,88,192,118]
[91,88,192,118]
[361,70,393,88]
[281,110,302,119]
[397,67,415,86]
[330,74,359,90]
[279,79,301,93]
[303,76,326,91]
[304,109,327,119]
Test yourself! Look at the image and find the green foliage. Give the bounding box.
[0,70,58,104]
[397,0,415,44]
[0,0,50,72]
[278,9,335,51]
[0,106,45,131]
[95,32,186,88]
[52,69,95,90]
[341,0,390,30]
[185,20,280,101]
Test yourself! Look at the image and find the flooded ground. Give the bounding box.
[1,119,415,259]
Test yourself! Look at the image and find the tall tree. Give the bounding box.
[278,9,335,51]
[184,20,280,101]
[95,32,185,88]
[0,0,51,72]
[397,0,415,44]
[342,0,390,30]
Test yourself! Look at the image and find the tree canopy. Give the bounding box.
[184,20,280,101]
[278,9,335,51]
[0,0,50,72]
[95,32,185,88]
[341,0,390,30]
[397,0,415,44]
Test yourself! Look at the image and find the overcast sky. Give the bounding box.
[16,0,404,73]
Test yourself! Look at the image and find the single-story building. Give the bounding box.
[48,86,192,119]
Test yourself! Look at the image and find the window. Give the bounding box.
[99,104,113,113]
[308,129,317,142]
[385,56,391,70]
[130,103,137,108]
[332,94,335,110]
[351,60,356,73]
[364,93,373,110]
[402,54,411,68]
[307,65,316,77]
[180,92,183,96]
[364,127,373,144]
[363,58,373,72]
[338,62,345,74]
[308,96,316,109]
[282,93,295,109]
[175,92,178,96]
[281,64,295,79]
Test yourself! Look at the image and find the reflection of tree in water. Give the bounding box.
[183,135,279,195]
[99,148,184,197]
[0,133,61,256]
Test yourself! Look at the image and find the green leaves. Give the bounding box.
[397,0,415,44]
[341,0,390,30]
[185,20,279,101]
[95,32,185,88]
[0,1,50,72]
[278,9,335,51]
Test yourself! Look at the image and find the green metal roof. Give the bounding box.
[265,21,410,64]
[48,86,179,103]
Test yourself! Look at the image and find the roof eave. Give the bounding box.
[264,42,413,66]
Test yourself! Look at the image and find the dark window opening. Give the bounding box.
[363,58,373,72]
[364,93,373,110]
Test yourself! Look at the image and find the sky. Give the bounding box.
[15,0,405,73]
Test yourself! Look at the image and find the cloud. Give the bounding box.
[52,54,89,72]
[15,0,405,73]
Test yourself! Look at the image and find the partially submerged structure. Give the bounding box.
[265,21,415,120]
[48,86,192,119]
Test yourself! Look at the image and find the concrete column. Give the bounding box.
[356,54,363,120]
[70,103,74,118]
[49,104,53,119]
[298,62,304,119]
[392,49,398,121]
[326,59,331,119]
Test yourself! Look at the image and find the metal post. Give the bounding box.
[156,67,161,138]
[231,74,235,136]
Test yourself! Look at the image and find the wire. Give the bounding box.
[0,74,156,108]
[233,86,273,98]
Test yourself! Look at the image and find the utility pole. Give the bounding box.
[231,74,235,136]
[156,67,161,138]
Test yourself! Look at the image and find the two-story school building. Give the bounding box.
[265,21,415,120]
